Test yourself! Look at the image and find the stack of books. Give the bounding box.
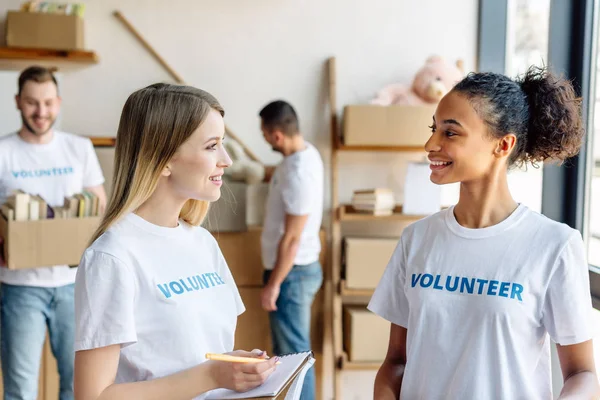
[1,190,100,222]
[351,188,395,216]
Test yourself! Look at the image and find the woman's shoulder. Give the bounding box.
[523,207,578,244]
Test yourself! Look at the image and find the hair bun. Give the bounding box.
[518,66,584,163]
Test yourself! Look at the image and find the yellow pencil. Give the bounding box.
[205,353,281,365]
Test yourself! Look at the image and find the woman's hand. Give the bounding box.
[209,349,279,392]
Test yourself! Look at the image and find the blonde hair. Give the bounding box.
[90,83,224,244]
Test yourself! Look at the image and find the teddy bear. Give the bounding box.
[223,138,265,184]
[370,56,465,106]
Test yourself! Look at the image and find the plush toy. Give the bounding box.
[223,138,265,184]
[371,56,465,106]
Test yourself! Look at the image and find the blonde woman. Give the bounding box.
[73,83,278,400]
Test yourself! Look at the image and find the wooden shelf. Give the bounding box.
[339,353,382,370]
[339,280,374,298]
[336,143,425,152]
[0,47,98,70]
[338,204,427,222]
[90,137,116,147]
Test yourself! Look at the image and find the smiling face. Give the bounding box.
[164,108,232,202]
[16,80,61,136]
[424,91,505,185]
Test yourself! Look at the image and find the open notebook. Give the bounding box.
[206,351,315,400]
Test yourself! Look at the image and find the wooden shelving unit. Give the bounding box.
[0,47,98,70]
[326,56,428,399]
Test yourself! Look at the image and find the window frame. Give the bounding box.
[479,0,600,304]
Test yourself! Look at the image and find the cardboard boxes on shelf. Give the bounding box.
[5,11,85,51]
[344,237,398,290]
[342,104,436,147]
[344,307,391,362]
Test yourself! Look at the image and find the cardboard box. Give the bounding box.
[6,11,84,51]
[0,215,100,269]
[213,227,264,286]
[343,104,437,146]
[344,307,390,362]
[344,237,398,290]
[235,288,272,353]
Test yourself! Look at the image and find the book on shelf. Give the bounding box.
[351,187,395,214]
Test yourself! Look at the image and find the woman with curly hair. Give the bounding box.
[369,67,599,399]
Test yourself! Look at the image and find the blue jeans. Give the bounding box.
[0,283,75,400]
[263,261,323,400]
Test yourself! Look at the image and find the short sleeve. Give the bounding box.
[215,244,245,316]
[82,139,105,188]
[541,231,593,345]
[367,236,409,328]
[74,249,137,351]
[281,170,313,216]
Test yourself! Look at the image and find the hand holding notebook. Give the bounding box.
[206,351,315,400]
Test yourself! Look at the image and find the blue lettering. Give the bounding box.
[180,279,193,292]
[511,283,524,301]
[170,281,184,294]
[476,279,488,295]
[420,274,433,288]
[11,167,74,179]
[215,273,225,285]
[460,278,475,294]
[445,276,459,292]
[412,273,523,302]
[205,273,216,287]
[411,273,422,287]
[499,282,510,297]
[487,280,499,296]
[157,284,171,299]
[188,276,199,290]
[196,274,210,289]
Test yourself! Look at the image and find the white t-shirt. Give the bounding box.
[368,204,593,400]
[0,131,105,287]
[74,213,245,399]
[261,142,324,270]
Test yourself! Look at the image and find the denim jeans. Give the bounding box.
[263,261,323,400]
[0,283,75,400]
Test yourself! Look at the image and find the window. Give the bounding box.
[588,52,600,268]
[504,0,551,213]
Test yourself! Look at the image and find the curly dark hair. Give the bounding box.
[452,66,584,167]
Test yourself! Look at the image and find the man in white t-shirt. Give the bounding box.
[259,100,323,400]
[0,66,106,400]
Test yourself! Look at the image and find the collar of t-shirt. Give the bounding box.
[124,212,187,239]
[444,203,528,239]
[12,130,61,153]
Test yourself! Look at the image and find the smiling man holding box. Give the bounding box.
[0,66,106,400]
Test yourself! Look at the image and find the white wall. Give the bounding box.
[0,2,479,397]
[0,0,479,210]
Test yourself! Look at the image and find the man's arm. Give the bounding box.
[556,340,600,399]
[261,213,308,311]
[84,184,107,215]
